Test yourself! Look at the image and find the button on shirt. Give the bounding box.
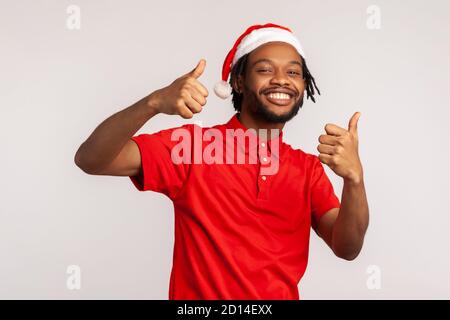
[129,114,341,300]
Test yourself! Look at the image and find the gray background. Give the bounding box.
[1,0,449,299]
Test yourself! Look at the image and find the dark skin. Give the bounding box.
[75,42,369,261]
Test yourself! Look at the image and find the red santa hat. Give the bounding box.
[214,23,306,99]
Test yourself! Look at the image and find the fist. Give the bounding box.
[317,112,364,184]
[150,59,209,119]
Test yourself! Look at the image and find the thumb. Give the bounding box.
[348,111,361,134]
[188,59,206,79]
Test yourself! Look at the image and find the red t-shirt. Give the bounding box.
[129,113,340,299]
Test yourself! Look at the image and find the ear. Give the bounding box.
[232,74,244,93]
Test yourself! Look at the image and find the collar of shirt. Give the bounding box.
[224,113,284,160]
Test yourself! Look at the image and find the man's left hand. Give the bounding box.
[317,112,364,184]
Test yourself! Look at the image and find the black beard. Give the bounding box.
[244,88,304,124]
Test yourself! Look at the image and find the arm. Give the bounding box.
[315,112,369,260]
[74,96,158,176]
[317,177,369,260]
[74,59,209,176]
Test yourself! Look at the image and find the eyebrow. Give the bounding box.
[251,58,302,68]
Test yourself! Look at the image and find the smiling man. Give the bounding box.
[74,23,369,300]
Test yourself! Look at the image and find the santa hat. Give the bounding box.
[214,23,306,99]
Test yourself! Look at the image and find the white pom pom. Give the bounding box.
[214,80,232,99]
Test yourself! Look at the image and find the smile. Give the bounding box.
[264,92,293,106]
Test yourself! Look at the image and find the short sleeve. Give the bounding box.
[310,155,341,230]
[129,124,192,200]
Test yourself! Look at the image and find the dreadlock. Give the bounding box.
[229,53,321,113]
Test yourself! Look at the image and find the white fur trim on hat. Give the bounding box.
[232,27,306,66]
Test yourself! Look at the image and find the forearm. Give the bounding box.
[331,177,369,260]
[74,93,159,173]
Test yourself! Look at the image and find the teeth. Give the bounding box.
[267,92,291,100]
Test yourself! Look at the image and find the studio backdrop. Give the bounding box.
[1,0,449,299]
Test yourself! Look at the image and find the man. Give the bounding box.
[74,23,369,299]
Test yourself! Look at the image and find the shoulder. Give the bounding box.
[282,142,319,167]
[145,122,197,139]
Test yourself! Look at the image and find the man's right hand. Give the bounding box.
[148,59,209,119]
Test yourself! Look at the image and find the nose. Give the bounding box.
[269,68,291,86]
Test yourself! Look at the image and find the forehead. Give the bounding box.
[248,41,302,64]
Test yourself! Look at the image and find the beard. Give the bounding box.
[243,86,304,124]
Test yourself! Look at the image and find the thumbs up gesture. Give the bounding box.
[317,112,364,184]
[149,59,209,119]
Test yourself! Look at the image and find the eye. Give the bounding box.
[288,71,301,76]
[257,69,271,73]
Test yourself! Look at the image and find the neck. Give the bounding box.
[237,111,284,141]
